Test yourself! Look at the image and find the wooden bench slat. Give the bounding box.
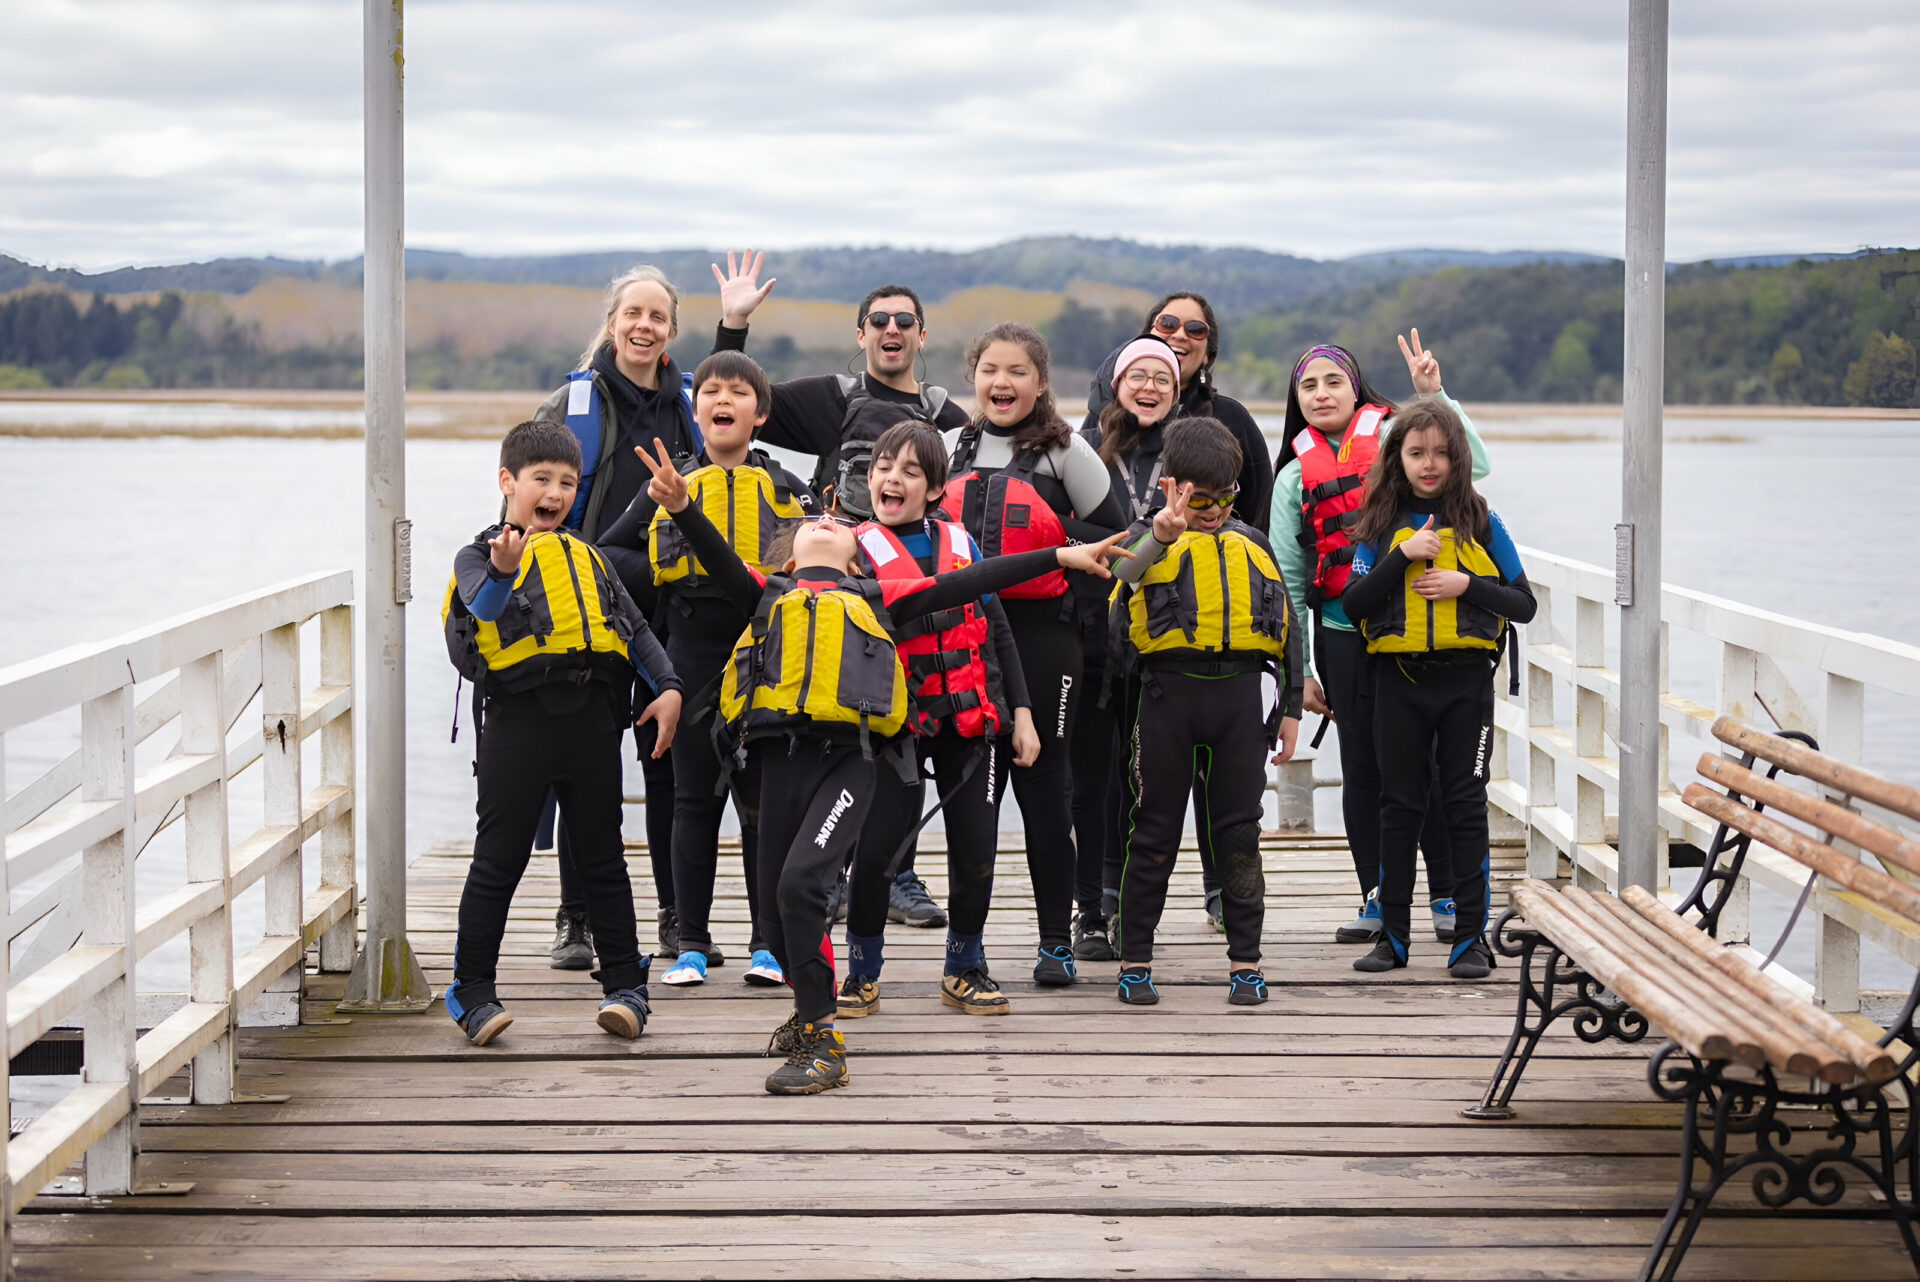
[1508,881,1740,1065]
[1714,717,1920,825]
[1684,784,1920,925]
[1698,753,1920,881]
[1577,888,1857,1085]
[1621,885,1897,1085]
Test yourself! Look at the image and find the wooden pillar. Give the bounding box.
[252,625,304,1026]
[181,654,236,1102]
[80,686,136,1194]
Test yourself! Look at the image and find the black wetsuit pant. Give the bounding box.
[556,730,674,918]
[1116,670,1268,967]
[449,684,647,1018]
[1000,597,1081,950]
[1316,621,1456,903]
[1372,653,1496,959]
[1097,675,1222,916]
[1071,654,1118,914]
[851,731,1005,947]
[756,739,876,1026]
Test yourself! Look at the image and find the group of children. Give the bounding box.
[440,268,1537,1094]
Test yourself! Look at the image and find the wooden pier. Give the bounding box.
[13,836,1912,1280]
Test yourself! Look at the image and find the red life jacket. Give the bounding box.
[1294,403,1390,607]
[942,427,1068,600]
[854,520,1003,739]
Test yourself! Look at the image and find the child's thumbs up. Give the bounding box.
[1421,515,1435,530]
[1403,514,1442,563]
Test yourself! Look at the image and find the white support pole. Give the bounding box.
[1616,0,1668,894]
[79,687,136,1195]
[252,625,304,1027]
[343,0,430,1011]
[181,653,235,1103]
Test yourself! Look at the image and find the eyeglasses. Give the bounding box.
[817,513,862,529]
[1123,368,1175,390]
[1154,314,1209,339]
[1183,485,1238,513]
[865,311,920,332]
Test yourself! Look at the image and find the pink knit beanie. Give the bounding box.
[1112,336,1182,390]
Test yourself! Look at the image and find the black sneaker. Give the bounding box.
[889,871,947,928]
[765,1011,804,1057]
[1353,937,1408,972]
[940,966,1010,1015]
[1448,937,1496,980]
[656,905,680,958]
[457,1001,513,1046]
[595,986,650,1039]
[825,868,849,924]
[1227,969,1269,1005]
[1116,968,1159,1005]
[764,1022,849,1095]
[1071,909,1117,962]
[837,974,879,1018]
[1204,888,1226,935]
[549,909,593,970]
[1033,945,1077,987]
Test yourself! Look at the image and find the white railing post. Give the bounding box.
[1,737,12,1277]
[1574,595,1608,891]
[181,653,235,1103]
[252,624,304,1026]
[1816,674,1867,1012]
[79,686,136,1195]
[319,605,358,972]
[1525,584,1559,880]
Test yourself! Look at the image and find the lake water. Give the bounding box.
[3,405,1918,998]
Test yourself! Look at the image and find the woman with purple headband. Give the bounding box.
[1267,333,1492,946]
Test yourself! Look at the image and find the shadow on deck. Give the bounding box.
[15,836,1914,1280]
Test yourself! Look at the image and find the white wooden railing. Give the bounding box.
[1484,545,1920,1013]
[0,571,357,1245]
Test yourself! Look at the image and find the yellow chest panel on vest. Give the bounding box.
[441,531,632,679]
[719,581,909,741]
[1363,526,1504,654]
[650,462,804,586]
[1118,527,1289,659]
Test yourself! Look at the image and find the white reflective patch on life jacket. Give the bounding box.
[567,378,592,416]
[858,528,899,567]
[1352,407,1384,438]
[946,521,971,564]
[1292,429,1318,457]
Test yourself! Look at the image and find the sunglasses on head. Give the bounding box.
[866,311,920,332]
[1183,484,1238,513]
[1154,313,1209,338]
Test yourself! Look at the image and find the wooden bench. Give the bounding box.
[1464,717,1920,1281]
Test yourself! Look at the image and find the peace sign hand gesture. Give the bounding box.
[634,437,690,513]
[1152,479,1193,544]
[1398,327,1442,396]
[488,522,528,575]
[714,249,777,328]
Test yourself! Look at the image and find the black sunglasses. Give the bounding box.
[865,310,920,332]
[1154,313,1209,338]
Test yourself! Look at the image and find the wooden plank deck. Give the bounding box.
[15,835,1915,1280]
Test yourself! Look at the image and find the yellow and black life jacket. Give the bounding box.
[1361,525,1506,654]
[1112,520,1290,672]
[442,530,635,693]
[650,451,805,588]
[718,575,909,754]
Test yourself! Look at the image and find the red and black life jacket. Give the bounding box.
[1294,403,1390,607]
[854,520,1003,739]
[941,426,1068,600]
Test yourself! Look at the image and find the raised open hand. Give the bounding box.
[1057,530,1137,579]
[488,522,528,574]
[1398,327,1442,396]
[714,250,776,327]
[1153,478,1193,544]
[634,437,690,513]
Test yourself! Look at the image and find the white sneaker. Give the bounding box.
[660,950,708,986]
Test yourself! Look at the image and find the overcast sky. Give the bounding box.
[5,0,1916,272]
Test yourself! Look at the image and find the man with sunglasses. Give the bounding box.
[712,265,970,930]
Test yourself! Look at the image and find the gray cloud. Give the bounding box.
[4,0,1915,271]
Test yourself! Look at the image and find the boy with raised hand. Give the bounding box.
[442,419,684,1045]
[598,351,817,991]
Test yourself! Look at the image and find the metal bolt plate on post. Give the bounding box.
[394,518,413,604]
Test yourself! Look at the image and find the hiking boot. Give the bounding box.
[1204,888,1226,935]
[889,871,947,928]
[1353,937,1408,973]
[743,949,784,987]
[824,868,849,924]
[549,909,594,970]
[1116,968,1159,1006]
[837,974,880,1018]
[661,950,707,987]
[764,1022,849,1095]
[457,1000,513,1046]
[1227,969,1269,1006]
[1448,937,1496,980]
[940,966,1010,1015]
[1071,909,1117,962]
[765,1011,804,1057]
[1335,889,1383,943]
[1033,945,1077,987]
[656,905,680,958]
[1431,897,1458,944]
[595,986,650,1039]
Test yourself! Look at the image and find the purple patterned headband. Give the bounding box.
[1292,344,1359,387]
